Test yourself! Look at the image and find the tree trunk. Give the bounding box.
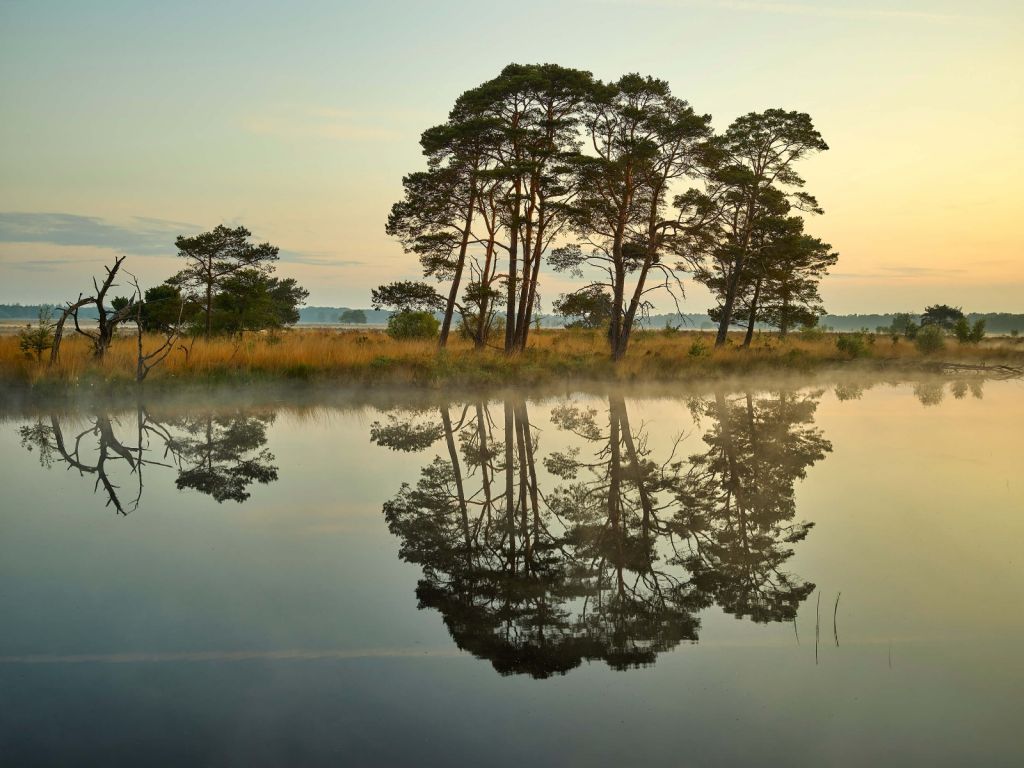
[439,184,478,349]
[742,278,762,348]
[205,282,213,338]
[504,400,516,571]
[715,261,744,348]
[505,181,522,354]
[441,406,472,553]
[518,230,545,350]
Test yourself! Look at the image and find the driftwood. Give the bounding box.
[935,363,1023,379]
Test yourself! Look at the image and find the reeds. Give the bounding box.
[1,327,1021,390]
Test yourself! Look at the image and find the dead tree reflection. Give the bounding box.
[17,409,279,511]
[18,408,177,514]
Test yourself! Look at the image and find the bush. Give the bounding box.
[836,332,870,358]
[798,324,825,342]
[458,312,504,345]
[688,337,709,357]
[387,310,439,340]
[914,324,945,354]
[17,306,55,362]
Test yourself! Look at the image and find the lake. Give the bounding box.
[1,376,1021,766]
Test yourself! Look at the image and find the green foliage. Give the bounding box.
[688,337,710,357]
[835,332,870,358]
[171,225,282,335]
[139,283,196,331]
[387,310,440,340]
[339,308,367,324]
[954,317,986,344]
[371,281,444,313]
[552,289,613,331]
[798,324,825,342]
[888,312,919,338]
[211,270,309,335]
[914,323,945,354]
[17,305,55,362]
[921,304,964,330]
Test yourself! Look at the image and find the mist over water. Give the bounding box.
[1,376,1021,766]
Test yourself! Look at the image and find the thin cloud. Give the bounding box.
[0,212,348,267]
[0,212,194,256]
[279,250,365,268]
[7,257,108,272]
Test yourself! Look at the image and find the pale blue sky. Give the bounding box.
[1,0,1021,312]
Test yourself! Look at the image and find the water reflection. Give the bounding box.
[832,376,986,406]
[10,391,832,677]
[18,409,278,511]
[374,390,832,677]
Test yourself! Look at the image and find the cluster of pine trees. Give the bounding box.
[378,63,837,359]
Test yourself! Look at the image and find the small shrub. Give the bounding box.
[387,311,439,340]
[799,324,825,342]
[953,317,971,343]
[688,337,709,357]
[17,306,56,362]
[836,332,870,358]
[914,324,945,354]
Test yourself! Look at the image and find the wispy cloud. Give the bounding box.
[0,212,357,268]
[279,250,364,268]
[8,257,109,272]
[0,212,194,256]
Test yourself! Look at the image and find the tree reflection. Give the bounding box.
[377,390,832,677]
[17,408,278,511]
[671,392,830,622]
[164,413,278,502]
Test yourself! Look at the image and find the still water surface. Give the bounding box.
[1,377,1021,766]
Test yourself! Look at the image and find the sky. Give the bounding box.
[1,0,1022,314]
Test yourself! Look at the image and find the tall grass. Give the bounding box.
[1,328,1021,390]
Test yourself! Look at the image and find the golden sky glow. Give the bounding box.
[1,0,1021,313]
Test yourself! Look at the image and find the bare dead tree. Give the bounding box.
[127,274,184,382]
[49,256,138,364]
[50,294,95,365]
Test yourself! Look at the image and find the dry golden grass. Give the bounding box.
[2,327,1022,390]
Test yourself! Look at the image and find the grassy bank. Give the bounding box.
[2,328,1022,392]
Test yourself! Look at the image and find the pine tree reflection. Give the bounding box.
[377,391,831,678]
[164,412,278,502]
[672,392,831,622]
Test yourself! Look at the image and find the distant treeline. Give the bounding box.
[6,304,1024,333]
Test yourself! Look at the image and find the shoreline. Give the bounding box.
[2,329,1021,404]
[2,360,1021,415]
